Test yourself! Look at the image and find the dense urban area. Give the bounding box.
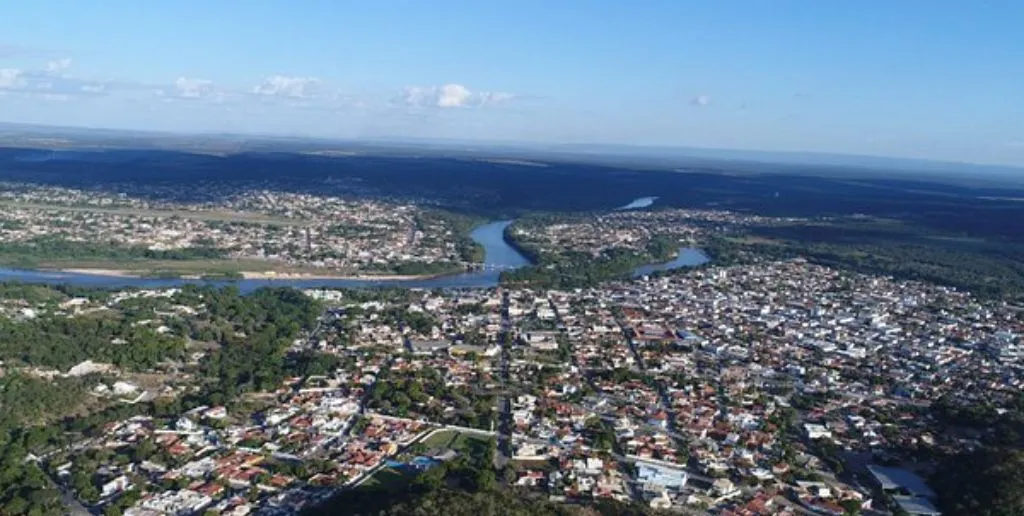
[0,180,1019,516]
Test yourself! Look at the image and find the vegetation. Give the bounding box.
[926,395,1024,515]
[181,286,322,400]
[932,447,1024,515]
[0,311,187,372]
[500,224,679,289]
[0,373,100,514]
[309,486,581,516]
[369,367,496,429]
[0,235,227,267]
[416,209,487,264]
[0,282,331,514]
[702,219,1024,300]
[310,429,652,516]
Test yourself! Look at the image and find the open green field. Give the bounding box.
[420,430,459,449]
[358,467,413,490]
[420,430,491,452]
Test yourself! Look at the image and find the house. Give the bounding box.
[176,417,198,433]
[646,411,669,429]
[573,457,604,476]
[646,488,672,510]
[711,478,741,500]
[803,423,832,440]
[101,475,131,498]
[204,406,228,419]
[521,331,559,351]
[515,470,545,487]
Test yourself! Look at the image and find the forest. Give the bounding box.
[701,219,1024,301]
[3,146,1024,244]
[177,286,322,400]
[928,396,1024,515]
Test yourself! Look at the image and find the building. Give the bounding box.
[867,465,941,516]
[635,463,688,491]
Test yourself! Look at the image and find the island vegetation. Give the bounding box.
[499,218,678,289]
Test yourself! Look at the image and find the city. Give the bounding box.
[0,184,479,278]
[1,243,1017,515]
[1,2,1022,514]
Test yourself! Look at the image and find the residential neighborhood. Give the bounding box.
[0,184,473,276]
[18,253,1019,515]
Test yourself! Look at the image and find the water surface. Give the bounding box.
[632,248,710,278]
[616,196,659,210]
[0,220,708,291]
[0,220,527,293]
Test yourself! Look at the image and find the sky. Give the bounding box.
[1,0,1022,166]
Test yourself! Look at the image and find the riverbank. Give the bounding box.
[0,220,709,292]
[58,267,447,282]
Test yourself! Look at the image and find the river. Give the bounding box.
[632,248,709,278]
[0,219,707,292]
[616,196,659,210]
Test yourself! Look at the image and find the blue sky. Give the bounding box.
[1,1,1022,166]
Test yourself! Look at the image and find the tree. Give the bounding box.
[473,468,496,492]
[840,498,862,516]
[933,447,1024,515]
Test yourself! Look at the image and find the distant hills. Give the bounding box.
[0,121,1021,188]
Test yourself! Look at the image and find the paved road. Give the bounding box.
[615,318,687,441]
[494,290,514,472]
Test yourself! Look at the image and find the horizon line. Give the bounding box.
[1,119,1022,175]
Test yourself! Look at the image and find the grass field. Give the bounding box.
[420,430,459,449]
[359,467,412,490]
[418,430,492,455]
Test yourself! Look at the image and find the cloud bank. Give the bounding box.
[401,83,517,108]
[252,75,320,99]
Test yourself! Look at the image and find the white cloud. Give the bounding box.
[436,83,471,107]
[46,58,72,75]
[0,61,122,99]
[172,77,213,99]
[0,68,23,89]
[690,94,711,107]
[401,83,516,108]
[252,75,319,98]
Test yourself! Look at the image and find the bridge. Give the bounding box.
[457,262,521,272]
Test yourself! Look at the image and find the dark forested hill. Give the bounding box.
[1,147,1023,242]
